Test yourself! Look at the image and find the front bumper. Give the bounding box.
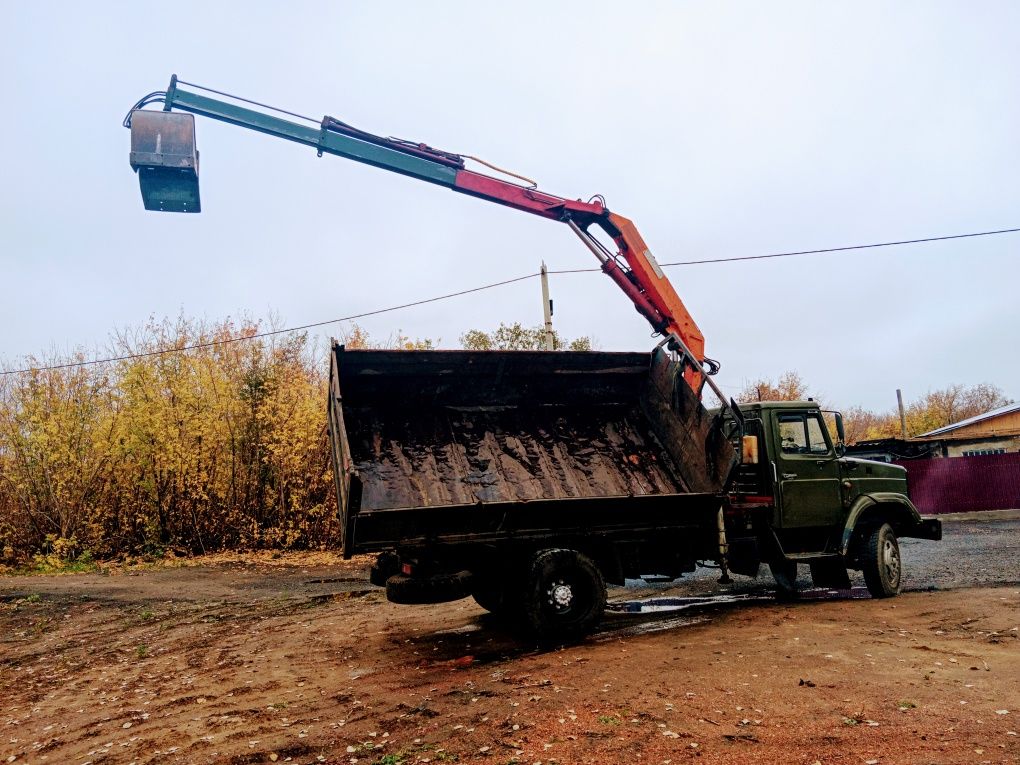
[913,517,943,541]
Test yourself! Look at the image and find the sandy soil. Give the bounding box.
[1,557,1018,765]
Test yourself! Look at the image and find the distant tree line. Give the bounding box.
[0,320,590,565]
[460,322,593,351]
[0,320,1006,565]
[0,317,335,567]
[737,372,1012,443]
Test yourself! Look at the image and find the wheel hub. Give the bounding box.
[549,580,573,609]
[882,539,901,583]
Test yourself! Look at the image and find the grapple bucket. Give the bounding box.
[129,110,201,213]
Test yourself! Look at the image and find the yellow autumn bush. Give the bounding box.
[0,317,336,562]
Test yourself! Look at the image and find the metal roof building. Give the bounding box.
[915,403,1020,457]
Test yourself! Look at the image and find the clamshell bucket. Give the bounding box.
[129,110,201,212]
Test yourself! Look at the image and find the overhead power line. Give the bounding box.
[548,226,1020,274]
[0,273,537,375]
[2,225,1017,376]
[669,225,1020,265]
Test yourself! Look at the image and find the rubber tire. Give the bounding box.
[385,570,473,605]
[809,559,852,589]
[515,549,606,642]
[861,523,902,598]
[769,560,800,599]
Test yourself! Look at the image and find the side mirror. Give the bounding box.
[821,409,846,457]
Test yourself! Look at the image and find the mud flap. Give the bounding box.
[369,552,399,587]
[726,538,761,577]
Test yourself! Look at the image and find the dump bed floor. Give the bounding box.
[345,402,686,511]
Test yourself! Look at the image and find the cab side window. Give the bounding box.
[778,413,831,456]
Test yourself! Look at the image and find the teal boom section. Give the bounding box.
[167,88,459,188]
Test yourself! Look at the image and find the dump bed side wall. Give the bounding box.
[349,493,724,553]
[336,349,652,407]
[641,349,737,493]
[326,349,357,555]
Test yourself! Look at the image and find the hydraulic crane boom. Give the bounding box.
[125,75,727,402]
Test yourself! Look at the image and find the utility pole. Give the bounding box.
[896,388,908,439]
[540,261,555,350]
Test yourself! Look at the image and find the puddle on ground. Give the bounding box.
[432,622,483,636]
[797,586,873,600]
[597,614,712,639]
[606,586,873,615]
[607,592,768,614]
[306,590,374,604]
[597,586,874,638]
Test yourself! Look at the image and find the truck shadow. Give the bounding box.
[401,586,876,666]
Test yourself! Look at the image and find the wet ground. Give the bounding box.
[3,512,1014,608]
[0,513,1017,764]
[621,510,1020,602]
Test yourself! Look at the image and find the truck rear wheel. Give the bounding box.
[516,549,605,641]
[861,523,902,598]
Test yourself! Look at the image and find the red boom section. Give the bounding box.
[452,169,708,391]
[453,169,607,219]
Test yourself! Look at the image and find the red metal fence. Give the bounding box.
[893,453,1020,514]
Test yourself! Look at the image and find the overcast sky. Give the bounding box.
[2,2,1017,411]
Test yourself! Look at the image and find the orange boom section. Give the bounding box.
[606,212,707,389]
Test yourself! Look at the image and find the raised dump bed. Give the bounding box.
[328,345,736,557]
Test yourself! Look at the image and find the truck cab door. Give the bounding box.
[773,410,843,530]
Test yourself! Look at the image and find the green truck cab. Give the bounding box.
[731,401,941,598]
[328,346,942,641]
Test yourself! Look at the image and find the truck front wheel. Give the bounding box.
[516,549,606,641]
[861,523,902,598]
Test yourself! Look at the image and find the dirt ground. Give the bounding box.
[1,553,1018,765]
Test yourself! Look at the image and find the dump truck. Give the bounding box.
[125,76,943,640]
[328,345,941,640]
